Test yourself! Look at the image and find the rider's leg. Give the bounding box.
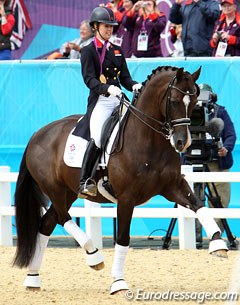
[78,139,101,197]
[78,96,119,198]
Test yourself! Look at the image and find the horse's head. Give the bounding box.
[164,67,201,153]
[126,66,201,153]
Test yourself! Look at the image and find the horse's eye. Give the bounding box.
[170,100,179,107]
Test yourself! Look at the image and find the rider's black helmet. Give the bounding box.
[90,7,118,27]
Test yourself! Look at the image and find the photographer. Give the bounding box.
[0,0,15,60]
[124,0,166,57]
[210,0,240,56]
[184,83,236,246]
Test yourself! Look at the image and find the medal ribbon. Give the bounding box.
[94,37,108,75]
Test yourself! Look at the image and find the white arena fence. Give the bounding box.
[0,165,240,250]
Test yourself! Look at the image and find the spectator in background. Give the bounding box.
[0,0,15,60]
[59,20,94,59]
[210,0,240,56]
[124,0,166,57]
[104,0,125,14]
[101,0,125,30]
[169,0,220,57]
[169,23,184,57]
[110,0,138,57]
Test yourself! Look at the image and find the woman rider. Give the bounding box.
[75,6,142,198]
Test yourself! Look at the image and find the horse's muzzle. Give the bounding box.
[170,128,192,153]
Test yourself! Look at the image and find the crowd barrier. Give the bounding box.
[1,166,240,250]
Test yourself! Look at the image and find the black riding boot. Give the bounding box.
[78,139,101,198]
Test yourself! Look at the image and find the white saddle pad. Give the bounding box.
[63,122,120,168]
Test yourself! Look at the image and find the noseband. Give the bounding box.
[121,74,197,140]
[165,75,197,132]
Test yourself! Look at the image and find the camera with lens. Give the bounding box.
[141,2,147,7]
[184,86,223,164]
[216,31,222,38]
[216,30,226,42]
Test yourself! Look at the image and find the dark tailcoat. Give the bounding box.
[73,40,137,140]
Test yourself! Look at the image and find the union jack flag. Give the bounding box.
[10,0,32,50]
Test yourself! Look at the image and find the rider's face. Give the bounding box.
[97,23,114,41]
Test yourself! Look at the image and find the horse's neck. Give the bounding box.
[133,82,166,122]
[125,95,167,150]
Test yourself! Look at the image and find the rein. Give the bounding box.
[120,74,197,139]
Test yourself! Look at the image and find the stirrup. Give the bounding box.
[78,178,97,197]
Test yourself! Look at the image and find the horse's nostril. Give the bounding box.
[177,140,184,150]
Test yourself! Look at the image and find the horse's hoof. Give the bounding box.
[110,279,129,295]
[25,287,41,291]
[209,239,228,258]
[90,261,105,271]
[211,249,228,258]
[23,274,41,289]
[111,290,128,296]
[86,248,105,271]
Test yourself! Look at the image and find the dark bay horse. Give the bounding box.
[13,66,227,294]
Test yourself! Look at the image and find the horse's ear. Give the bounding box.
[191,66,201,82]
[176,67,184,81]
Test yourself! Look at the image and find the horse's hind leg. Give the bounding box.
[23,205,57,290]
[50,191,104,271]
[63,219,105,270]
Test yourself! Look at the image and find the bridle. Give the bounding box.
[120,74,197,140]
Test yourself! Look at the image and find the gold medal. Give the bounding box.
[99,74,107,84]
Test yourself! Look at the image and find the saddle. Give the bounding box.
[63,95,131,202]
[101,104,122,156]
[96,103,129,201]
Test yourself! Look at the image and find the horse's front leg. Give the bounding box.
[194,199,228,258]
[110,200,134,295]
[167,177,228,258]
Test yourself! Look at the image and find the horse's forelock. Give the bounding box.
[183,71,190,81]
[176,71,197,92]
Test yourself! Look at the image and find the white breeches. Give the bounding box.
[90,95,120,148]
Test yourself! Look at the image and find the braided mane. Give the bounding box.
[133,66,180,102]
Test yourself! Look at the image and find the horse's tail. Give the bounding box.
[13,146,48,268]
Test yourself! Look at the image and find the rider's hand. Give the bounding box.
[107,85,122,97]
[132,83,142,92]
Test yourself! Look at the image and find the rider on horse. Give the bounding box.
[76,6,142,198]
